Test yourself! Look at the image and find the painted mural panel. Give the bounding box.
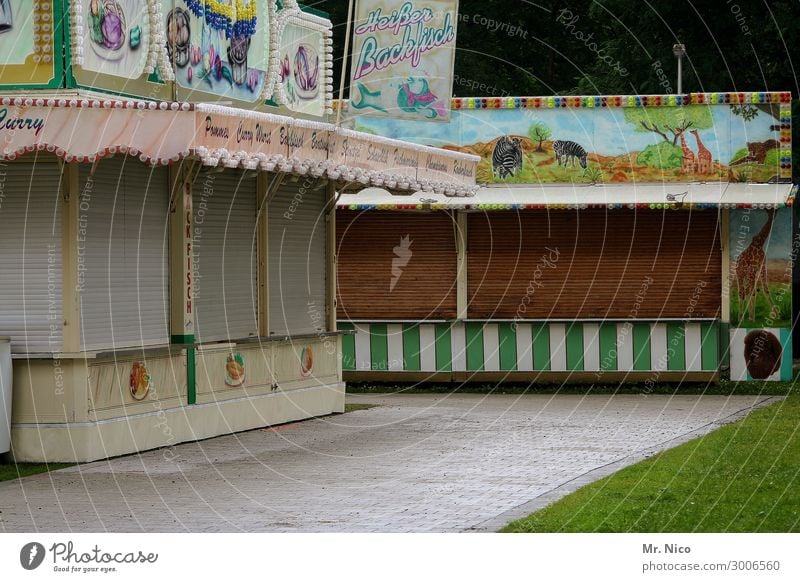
[276,18,326,117]
[349,0,458,121]
[729,328,792,382]
[729,207,792,328]
[167,0,270,103]
[82,0,151,79]
[0,1,59,87]
[350,102,785,184]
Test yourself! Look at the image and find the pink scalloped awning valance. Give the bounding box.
[0,98,479,196]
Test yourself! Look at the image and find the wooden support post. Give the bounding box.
[456,210,468,320]
[169,163,195,345]
[257,172,269,337]
[61,162,81,353]
[326,180,338,332]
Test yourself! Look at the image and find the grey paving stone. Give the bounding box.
[0,393,776,533]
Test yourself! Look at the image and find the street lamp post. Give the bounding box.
[673,43,686,94]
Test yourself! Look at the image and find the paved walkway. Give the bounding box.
[0,393,777,532]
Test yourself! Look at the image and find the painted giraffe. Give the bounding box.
[690,130,713,174]
[735,209,778,323]
[678,132,697,174]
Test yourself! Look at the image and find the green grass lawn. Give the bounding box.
[730,282,792,328]
[0,462,72,483]
[503,394,800,532]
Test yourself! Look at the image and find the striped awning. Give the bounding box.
[338,182,798,210]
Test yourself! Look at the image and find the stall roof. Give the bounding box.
[337,182,798,210]
[0,96,479,196]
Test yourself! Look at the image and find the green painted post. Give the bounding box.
[187,348,196,405]
[403,324,421,371]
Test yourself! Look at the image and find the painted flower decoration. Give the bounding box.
[102,10,124,50]
[213,54,223,81]
[202,52,211,73]
[293,45,319,94]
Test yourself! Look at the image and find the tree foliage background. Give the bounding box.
[310,0,798,181]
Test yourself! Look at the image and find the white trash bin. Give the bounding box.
[0,337,11,455]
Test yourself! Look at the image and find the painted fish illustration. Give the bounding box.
[351,83,387,113]
[397,78,447,119]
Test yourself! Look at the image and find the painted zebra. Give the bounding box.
[492,136,524,179]
[553,140,588,169]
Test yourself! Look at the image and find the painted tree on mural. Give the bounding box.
[623,106,714,146]
[528,122,552,152]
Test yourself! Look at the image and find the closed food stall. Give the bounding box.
[0,158,63,354]
[78,158,170,351]
[193,170,258,342]
[268,179,328,337]
[336,210,459,320]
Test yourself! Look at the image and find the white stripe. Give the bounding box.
[684,323,703,372]
[617,322,634,371]
[549,323,567,372]
[729,328,749,381]
[650,323,668,372]
[516,323,533,372]
[354,324,372,371]
[451,323,467,372]
[766,328,783,382]
[386,324,404,372]
[583,323,601,372]
[483,324,500,372]
[419,324,437,372]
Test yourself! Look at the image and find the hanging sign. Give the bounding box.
[349,0,459,122]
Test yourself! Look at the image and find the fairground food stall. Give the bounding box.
[0,2,478,462]
[337,92,795,383]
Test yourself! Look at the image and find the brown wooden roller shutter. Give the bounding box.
[468,210,721,319]
[337,210,458,319]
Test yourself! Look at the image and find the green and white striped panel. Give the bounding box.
[729,328,792,382]
[340,321,721,374]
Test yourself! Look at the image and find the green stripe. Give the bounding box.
[780,328,792,381]
[532,323,550,371]
[632,324,651,371]
[171,334,195,345]
[566,324,584,371]
[498,323,518,371]
[667,323,686,371]
[435,324,452,372]
[465,322,485,371]
[599,323,617,371]
[402,324,421,371]
[340,322,356,371]
[700,322,719,371]
[370,323,389,371]
[187,348,196,405]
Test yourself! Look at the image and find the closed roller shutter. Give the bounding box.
[336,210,458,320]
[468,210,721,319]
[193,170,258,342]
[268,179,327,336]
[0,158,63,353]
[79,157,170,350]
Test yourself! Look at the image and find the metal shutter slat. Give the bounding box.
[0,159,63,353]
[193,170,258,342]
[79,158,169,350]
[268,180,327,336]
[336,211,458,320]
[467,210,722,319]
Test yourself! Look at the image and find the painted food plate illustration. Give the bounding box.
[225,352,246,387]
[300,345,313,377]
[129,361,151,401]
[88,0,146,61]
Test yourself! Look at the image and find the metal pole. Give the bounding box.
[677,55,682,95]
[336,0,356,127]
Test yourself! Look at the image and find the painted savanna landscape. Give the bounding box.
[353,103,785,185]
[729,207,793,329]
[445,104,784,184]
